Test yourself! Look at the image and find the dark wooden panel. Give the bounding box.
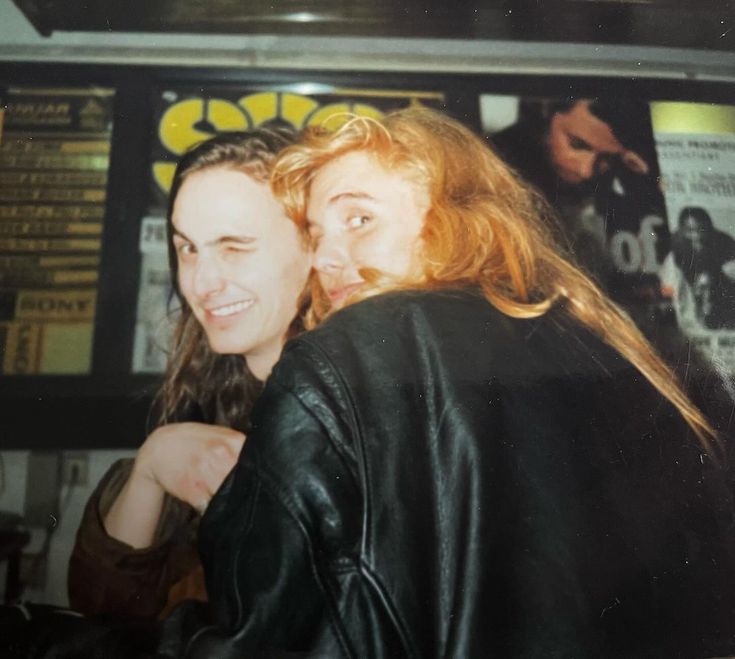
[11,0,734,51]
[0,374,159,449]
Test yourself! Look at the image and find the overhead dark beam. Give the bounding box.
[10,0,734,51]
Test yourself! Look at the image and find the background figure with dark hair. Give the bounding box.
[672,206,735,330]
[494,98,655,192]
[490,98,669,317]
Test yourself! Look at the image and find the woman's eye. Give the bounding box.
[347,214,372,229]
[224,244,254,257]
[177,243,195,256]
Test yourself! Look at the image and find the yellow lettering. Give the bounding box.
[239,92,279,125]
[280,93,319,129]
[158,98,249,156]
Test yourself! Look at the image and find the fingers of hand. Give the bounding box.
[194,498,210,515]
[199,448,236,494]
[172,472,212,513]
[207,432,245,462]
[224,432,246,454]
[209,427,246,451]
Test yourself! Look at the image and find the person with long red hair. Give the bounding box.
[185,108,735,658]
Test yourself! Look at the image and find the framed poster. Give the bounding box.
[0,86,114,375]
[653,102,735,374]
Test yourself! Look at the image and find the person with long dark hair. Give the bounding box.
[671,205,735,330]
[68,128,311,619]
[184,109,735,658]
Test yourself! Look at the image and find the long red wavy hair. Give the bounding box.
[271,107,719,455]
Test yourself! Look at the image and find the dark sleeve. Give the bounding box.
[68,458,201,619]
[185,344,361,658]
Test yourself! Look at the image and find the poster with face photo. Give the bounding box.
[132,86,446,373]
[480,94,671,333]
[652,102,735,373]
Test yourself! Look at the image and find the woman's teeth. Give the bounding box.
[209,300,253,317]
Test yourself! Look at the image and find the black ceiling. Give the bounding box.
[11,0,734,51]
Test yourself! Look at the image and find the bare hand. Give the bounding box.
[132,422,245,513]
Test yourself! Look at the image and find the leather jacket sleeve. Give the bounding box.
[186,342,364,658]
[68,459,203,619]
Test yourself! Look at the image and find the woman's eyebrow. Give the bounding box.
[216,235,256,245]
[328,190,376,204]
[171,229,256,246]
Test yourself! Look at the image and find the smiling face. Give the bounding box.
[306,150,429,309]
[172,167,310,379]
[546,100,649,186]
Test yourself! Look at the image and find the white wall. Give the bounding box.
[0,449,135,606]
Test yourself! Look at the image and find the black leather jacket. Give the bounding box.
[186,289,735,658]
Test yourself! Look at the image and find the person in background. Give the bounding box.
[68,128,311,620]
[180,108,735,658]
[671,205,735,330]
[491,98,654,200]
[491,98,667,294]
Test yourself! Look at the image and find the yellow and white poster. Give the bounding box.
[653,102,735,371]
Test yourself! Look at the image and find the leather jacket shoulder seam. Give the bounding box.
[288,336,374,555]
[277,341,362,472]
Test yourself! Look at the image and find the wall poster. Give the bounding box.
[0,86,114,375]
[132,86,445,373]
[480,94,670,334]
[653,102,735,374]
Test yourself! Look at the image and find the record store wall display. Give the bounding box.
[0,62,731,448]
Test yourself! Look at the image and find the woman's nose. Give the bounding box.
[314,238,349,275]
[193,255,226,297]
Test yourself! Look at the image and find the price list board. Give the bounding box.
[0,86,114,375]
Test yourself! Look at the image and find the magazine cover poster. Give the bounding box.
[653,102,735,371]
[480,94,671,328]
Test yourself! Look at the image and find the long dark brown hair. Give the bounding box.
[154,127,299,431]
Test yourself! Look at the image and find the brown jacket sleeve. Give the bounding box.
[68,458,205,619]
